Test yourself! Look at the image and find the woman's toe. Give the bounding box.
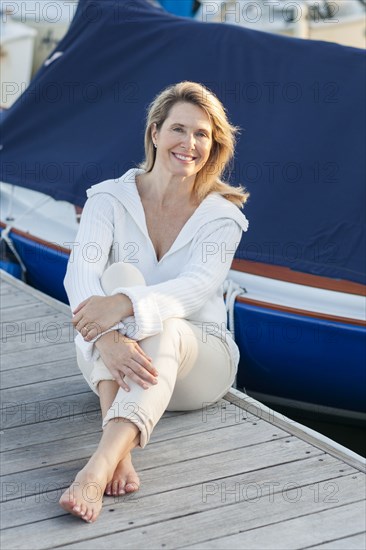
[105,483,112,495]
[90,508,98,523]
[125,480,139,492]
[118,481,126,495]
[84,508,93,522]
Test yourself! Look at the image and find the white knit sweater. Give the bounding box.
[64,168,249,365]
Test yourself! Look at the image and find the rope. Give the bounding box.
[223,277,247,340]
[3,193,52,224]
[1,225,27,281]
[0,190,52,282]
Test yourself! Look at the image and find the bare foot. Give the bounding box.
[105,452,140,496]
[59,456,110,523]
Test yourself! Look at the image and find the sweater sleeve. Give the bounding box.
[64,194,114,310]
[111,218,244,341]
[64,194,127,361]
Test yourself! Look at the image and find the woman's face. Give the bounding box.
[152,102,213,178]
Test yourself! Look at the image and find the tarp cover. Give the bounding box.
[1,0,365,284]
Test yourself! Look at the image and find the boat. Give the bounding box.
[3,0,79,79]
[0,16,37,108]
[4,0,365,84]
[0,182,77,302]
[195,0,366,49]
[1,0,365,424]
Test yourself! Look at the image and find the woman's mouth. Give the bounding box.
[172,152,197,162]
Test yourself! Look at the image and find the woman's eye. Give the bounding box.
[173,127,183,132]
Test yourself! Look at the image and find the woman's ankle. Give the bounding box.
[84,452,116,479]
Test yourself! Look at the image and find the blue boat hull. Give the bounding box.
[234,301,366,416]
[0,229,69,303]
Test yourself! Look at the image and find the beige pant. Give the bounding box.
[76,263,236,448]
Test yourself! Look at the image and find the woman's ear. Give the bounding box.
[151,123,158,144]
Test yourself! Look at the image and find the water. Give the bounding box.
[260,400,366,458]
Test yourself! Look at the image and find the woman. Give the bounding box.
[60,81,249,522]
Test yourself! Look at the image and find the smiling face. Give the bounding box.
[151,102,213,179]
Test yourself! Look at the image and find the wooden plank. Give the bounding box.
[1,467,362,549]
[0,291,39,309]
[1,395,184,449]
[0,412,275,473]
[1,406,283,472]
[0,399,240,449]
[0,271,70,316]
[1,420,288,476]
[1,358,81,388]
[0,437,322,503]
[0,342,76,370]
[185,501,366,550]
[2,324,74,354]
[1,375,88,405]
[0,282,16,295]
[0,453,349,529]
[1,313,71,345]
[0,280,28,293]
[226,388,366,473]
[1,390,98,433]
[308,533,366,549]
[0,302,58,323]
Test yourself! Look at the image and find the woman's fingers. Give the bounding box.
[135,349,158,377]
[125,360,150,390]
[118,373,130,392]
[128,359,158,387]
[83,323,103,342]
[73,319,88,334]
[72,311,92,333]
[136,345,153,364]
[96,335,158,391]
[72,310,83,327]
[72,299,88,315]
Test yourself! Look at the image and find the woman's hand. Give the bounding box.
[95,331,158,391]
[72,294,133,341]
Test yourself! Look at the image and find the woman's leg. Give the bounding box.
[64,263,235,522]
[98,380,140,496]
[96,263,148,496]
[97,263,235,450]
[59,412,139,522]
[60,264,147,521]
[61,316,234,521]
[166,322,236,411]
[102,316,235,447]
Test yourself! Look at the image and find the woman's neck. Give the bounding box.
[137,167,198,208]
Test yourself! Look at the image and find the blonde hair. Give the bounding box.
[138,81,249,207]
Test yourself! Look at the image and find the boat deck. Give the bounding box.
[1,270,365,550]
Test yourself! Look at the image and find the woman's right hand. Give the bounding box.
[95,331,158,392]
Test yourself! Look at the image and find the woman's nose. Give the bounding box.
[181,132,195,149]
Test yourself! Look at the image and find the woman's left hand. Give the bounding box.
[72,295,132,341]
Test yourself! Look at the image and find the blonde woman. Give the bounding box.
[60,81,249,522]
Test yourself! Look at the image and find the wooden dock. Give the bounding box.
[1,269,365,550]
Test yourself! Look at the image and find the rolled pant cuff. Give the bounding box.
[102,398,152,449]
[90,357,115,390]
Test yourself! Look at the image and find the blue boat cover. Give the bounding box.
[1,0,365,284]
